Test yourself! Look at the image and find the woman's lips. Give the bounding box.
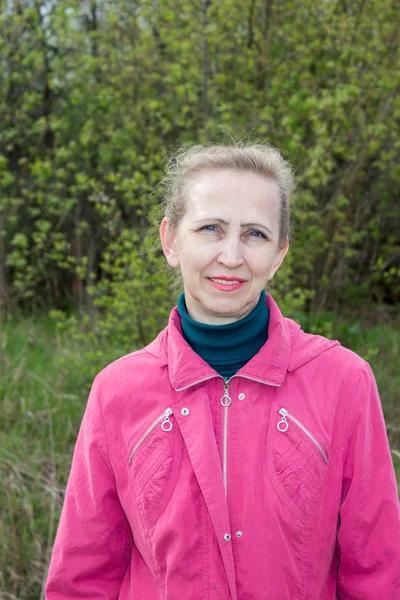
[207,277,245,291]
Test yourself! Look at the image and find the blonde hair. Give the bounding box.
[161,143,295,248]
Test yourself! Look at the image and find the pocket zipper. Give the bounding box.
[128,408,173,465]
[277,408,328,463]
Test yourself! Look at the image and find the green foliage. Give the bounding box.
[0,0,399,322]
[51,227,173,382]
[0,316,84,598]
[1,3,399,597]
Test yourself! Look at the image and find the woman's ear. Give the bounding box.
[269,239,289,279]
[160,217,180,268]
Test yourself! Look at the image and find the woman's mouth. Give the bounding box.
[207,277,245,291]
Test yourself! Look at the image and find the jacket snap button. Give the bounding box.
[224,533,231,542]
[236,530,243,537]
[181,408,190,416]
[238,393,245,400]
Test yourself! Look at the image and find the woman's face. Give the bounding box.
[160,168,288,325]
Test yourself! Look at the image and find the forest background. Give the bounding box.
[0,0,399,598]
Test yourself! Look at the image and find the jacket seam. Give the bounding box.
[99,348,156,377]
[136,485,164,588]
[288,341,340,371]
[341,366,369,478]
[94,377,114,476]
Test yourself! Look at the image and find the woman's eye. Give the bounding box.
[248,230,267,239]
[201,224,217,232]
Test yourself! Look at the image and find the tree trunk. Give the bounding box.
[0,213,9,311]
[202,0,211,128]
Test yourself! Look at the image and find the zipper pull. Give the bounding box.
[277,408,289,432]
[161,408,173,432]
[220,379,232,407]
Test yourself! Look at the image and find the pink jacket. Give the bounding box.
[46,295,400,600]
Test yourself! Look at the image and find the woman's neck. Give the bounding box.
[177,291,269,378]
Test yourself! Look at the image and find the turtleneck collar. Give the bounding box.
[177,291,270,378]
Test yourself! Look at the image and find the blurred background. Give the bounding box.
[0,1,399,597]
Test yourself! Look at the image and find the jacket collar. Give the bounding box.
[154,294,339,391]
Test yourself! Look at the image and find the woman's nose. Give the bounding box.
[217,235,244,268]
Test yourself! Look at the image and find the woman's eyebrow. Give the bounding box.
[193,218,228,226]
[193,218,273,236]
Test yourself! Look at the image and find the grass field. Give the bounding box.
[0,312,399,599]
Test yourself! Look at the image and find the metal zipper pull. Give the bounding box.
[277,408,289,432]
[277,407,328,463]
[220,379,232,407]
[161,408,173,431]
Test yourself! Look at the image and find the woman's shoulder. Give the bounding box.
[92,327,169,397]
[268,295,371,382]
[286,316,373,381]
[285,321,380,428]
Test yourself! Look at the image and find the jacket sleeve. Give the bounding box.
[337,364,400,600]
[45,375,133,599]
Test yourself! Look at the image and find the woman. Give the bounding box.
[46,144,400,599]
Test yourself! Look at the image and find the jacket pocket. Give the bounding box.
[269,406,329,523]
[128,408,182,530]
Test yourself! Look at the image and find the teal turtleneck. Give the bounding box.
[177,291,269,379]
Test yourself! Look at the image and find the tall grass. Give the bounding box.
[0,317,87,599]
[0,312,399,599]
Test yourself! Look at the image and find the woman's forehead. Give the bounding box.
[184,168,281,219]
[188,167,278,191]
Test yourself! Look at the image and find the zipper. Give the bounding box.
[177,373,280,497]
[220,377,232,496]
[221,378,232,496]
[175,374,281,392]
[238,374,281,387]
[277,408,328,463]
[175,375,219,392]
[128,408,173,465]
[220,374,279,496]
